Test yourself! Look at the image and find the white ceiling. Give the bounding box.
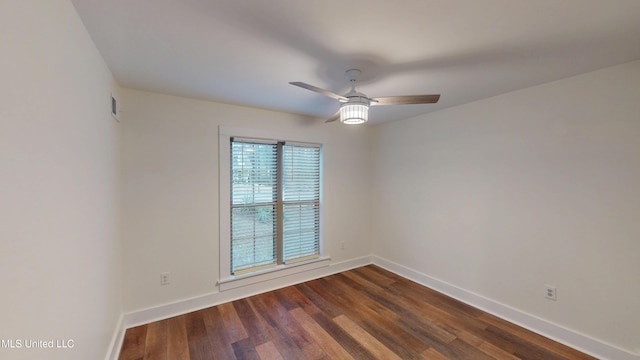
[71,0,640,124]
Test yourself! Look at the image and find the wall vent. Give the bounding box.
[111,93,120,122]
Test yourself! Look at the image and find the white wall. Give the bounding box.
[0,1,123,360]
[121,89,373,313]
[371,60,640,355]
[4,2,636,357]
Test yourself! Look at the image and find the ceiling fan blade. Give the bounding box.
[370,94,440,106]
[290,82,348,102]
[325,111,339,123]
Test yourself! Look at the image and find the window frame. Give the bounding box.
[218,126,329,291]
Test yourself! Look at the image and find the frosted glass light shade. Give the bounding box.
[340,103,368,124]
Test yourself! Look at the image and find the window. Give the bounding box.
[230,137,321,275]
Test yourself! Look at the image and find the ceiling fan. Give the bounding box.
[290,69,440,124]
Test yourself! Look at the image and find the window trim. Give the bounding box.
[218,126,328,291]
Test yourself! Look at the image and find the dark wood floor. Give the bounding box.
[119,265,596,359]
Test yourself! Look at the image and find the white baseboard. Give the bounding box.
[104,313,125,360]
[107,254,638,360]
[372,256,639,360]
[122,255,373,329]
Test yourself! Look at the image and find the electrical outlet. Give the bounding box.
[544,284,557,301]
[161,272,170,286]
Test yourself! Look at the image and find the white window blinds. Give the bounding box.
[230,141,278,274]
[282,143,320,263]
[230,138,321,275]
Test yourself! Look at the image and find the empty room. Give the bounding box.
[2,1,640,359]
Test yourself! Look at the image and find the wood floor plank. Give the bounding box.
[184,310,214,360]
[306,276,426,358]
[457,330,520,360]
[356,318,427,359]
[119,325,147,360]
[351,265,396,287]
[166,316,189,360]
[318,275,433,357]
[304,304,376,359]
[256,291,325,359]
[217,301,248,343]
[294,281,344,319]
[274,285,313,311]
[275,282,352,359]
[340,269,386,293]
[335,272,459,346]
[231,338,260,360]
[333,314,403,360]
[201,306,237,360]
[478,341,522,360]
[233,297,272,346]
[329,274,400,321]
[289,307,355,360]
[308,276,397,324]
[143,320,168,360]
[437,338,496,360]
[119,265,597,360]
[421,347,449,360]
[482,324,568,360]
[384,277,489,336]
[456,329,487,347]
[247,294,308,359]
[255,341,284,360]
[478,312,595,359]
[385,272,484,319]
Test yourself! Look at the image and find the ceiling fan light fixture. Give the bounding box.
[289,69,440,124]
[340,98,369,125]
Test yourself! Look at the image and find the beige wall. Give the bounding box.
[0,1,123,359]
[121,89,373,312]
[371,60,640,354]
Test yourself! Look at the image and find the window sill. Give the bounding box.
[218,256,331,292]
